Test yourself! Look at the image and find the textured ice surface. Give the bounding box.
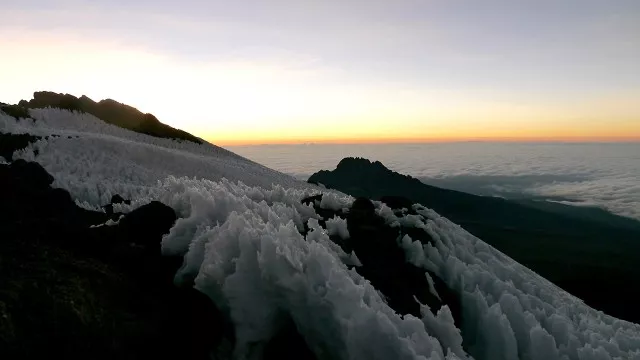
[3,108,640,360]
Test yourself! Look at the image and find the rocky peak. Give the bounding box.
[12,91,202,144]
[336,157,387,172]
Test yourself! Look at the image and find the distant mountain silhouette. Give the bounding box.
[16,91,202,144]
[309,157,640,323]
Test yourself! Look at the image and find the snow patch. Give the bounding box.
[89,215,124,228]
[320,192,353,211]
[326,215,350,239]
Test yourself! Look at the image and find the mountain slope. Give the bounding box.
[309,157,640,323]
[2,107,640,360]
[16,91,202,143]
[1,107,304,194]
[511,198,640,231]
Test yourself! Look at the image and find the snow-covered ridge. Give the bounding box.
[2,108,639,360]
[1,108,315,206]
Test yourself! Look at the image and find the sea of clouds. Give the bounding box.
[229,143,640,221]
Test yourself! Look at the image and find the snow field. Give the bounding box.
[2,107,640,359]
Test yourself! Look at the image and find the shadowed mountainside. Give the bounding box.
[309,157,640,324]
[0,135,310,359]
[0,158,225,359]
[15,91,202,143]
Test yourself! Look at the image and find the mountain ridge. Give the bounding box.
[14,91,202,144]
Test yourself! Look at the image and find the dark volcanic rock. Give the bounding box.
[17,91,202,143]
[0,160,225,359]
[134,112,201,143]
[0,159,98,226]
[110,194,131,205]
[20,91,83,112]
[161,287,229,360]
[0,103,31,119]
[301,193,323,206]
[0,132,41,161]
[380,195,414,212]
[103,194,131,216]
[9,159,54,187]
[264,319,317,360]
[118,201,177,250]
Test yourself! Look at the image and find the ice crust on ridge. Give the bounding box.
[1,108,315,206]
[2,108,640,360]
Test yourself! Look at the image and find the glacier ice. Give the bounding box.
[326,215,350,239]
[2,108,640,360]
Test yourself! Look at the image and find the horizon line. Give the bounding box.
[214,137,640,146]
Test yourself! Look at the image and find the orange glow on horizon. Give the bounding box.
[212,134,640,146]
[1,29,639,148]
[202,114,640,146]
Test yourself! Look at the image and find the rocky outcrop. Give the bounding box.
[0,160,225,359]
[102,194,131,216]
[0,132,41,161]
[0,103,30,120]
[16,91,202,144]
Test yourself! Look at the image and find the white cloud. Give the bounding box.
[528,176,640,220]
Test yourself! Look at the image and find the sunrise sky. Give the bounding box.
[1,0,639,145]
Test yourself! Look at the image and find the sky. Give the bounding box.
[1,0,639,145]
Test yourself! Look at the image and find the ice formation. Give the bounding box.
[2,108,640,360]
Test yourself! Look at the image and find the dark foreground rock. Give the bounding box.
[102,194,131,216]
[118,201,177,250]
[0,132,41,161]
[0,160,225,359]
